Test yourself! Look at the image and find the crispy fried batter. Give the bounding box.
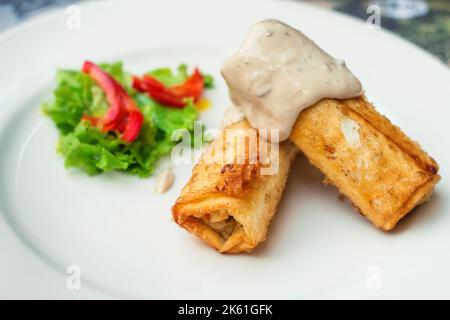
[172,120,297,253]
[290,96,440,230]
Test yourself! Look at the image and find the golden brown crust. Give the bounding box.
[290,96,440,230]
[173,121,260,205]
[343,97,439,175]
[172,120,297,253]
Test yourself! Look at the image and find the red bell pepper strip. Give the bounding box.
[132,68,205,108]
[122,110,144,143]
[81,61,143,143]
[170,68,204,99]
[120,94,144,143]
[132,75,185,108]
[82,61,124,126]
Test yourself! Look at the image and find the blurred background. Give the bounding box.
[0,0,449,66]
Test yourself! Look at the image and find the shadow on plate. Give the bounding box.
[252,155,341,256]
[388,191,443,235]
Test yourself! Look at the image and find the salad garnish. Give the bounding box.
[42,61,214,177]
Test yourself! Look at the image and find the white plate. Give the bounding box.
[0,0,449,299]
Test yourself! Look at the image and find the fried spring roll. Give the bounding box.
[290,96,440,230]
[172,120,297,253]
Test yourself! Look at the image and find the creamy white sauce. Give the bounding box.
[221,105,245,128]
[221,19,363,141]
[155,167,174,194]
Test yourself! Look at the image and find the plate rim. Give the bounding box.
[0,0,449,299]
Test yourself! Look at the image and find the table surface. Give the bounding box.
[0,0,449,66]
